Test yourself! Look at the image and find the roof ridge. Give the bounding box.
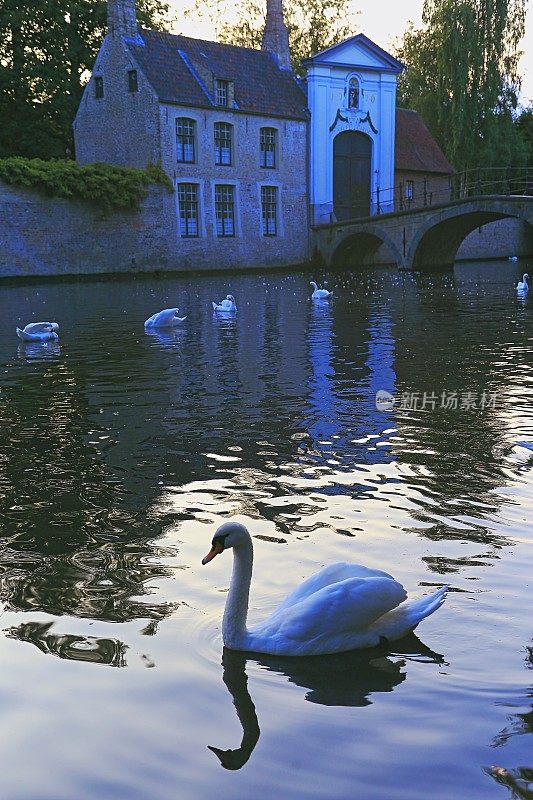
[139,27,272,58]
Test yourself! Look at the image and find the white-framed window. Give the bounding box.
[214,122,232,165]
[261,186,277,235]
[260,127,276,168]
[176,118,196,164]
[215,184,235,237]
[215,79,229,107]
[406,180,414,201]
[177,183,200,237]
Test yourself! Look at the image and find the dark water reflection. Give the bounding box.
[0,263,531,799]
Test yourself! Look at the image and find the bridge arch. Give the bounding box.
[330,226,404,269]
[408,200,533,270]
[314,196,533,271]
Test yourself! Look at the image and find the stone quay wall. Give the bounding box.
[0,181,310,279]
[0,183,176,279]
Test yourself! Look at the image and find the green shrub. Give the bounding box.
[0,158,173,213]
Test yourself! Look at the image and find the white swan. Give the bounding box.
[516,273,529,293]
[16,324,58,342]
[202,522,447,656]
[310,281,332,300]
[144,308,187,328]
[212,295,237,312]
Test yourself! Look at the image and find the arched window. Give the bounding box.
[348,77,360,109]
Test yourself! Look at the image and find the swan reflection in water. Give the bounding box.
[484,767,533,800]
[144,327,187,350]
[17,341,61,361]
[208,634,445,770]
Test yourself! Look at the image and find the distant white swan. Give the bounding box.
[202,522,447,656]
[310,281,332,300]
[144,308,187,328]
[516,273,529,293]
[16,322,59,342]
[212,295,237,312]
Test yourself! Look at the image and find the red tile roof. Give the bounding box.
[395,108,453,174]
[125,30,309,121]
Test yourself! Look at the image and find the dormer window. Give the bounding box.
[215,79,229,107]
[348,77,360,109]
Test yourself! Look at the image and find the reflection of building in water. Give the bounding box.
[7,621,128,667]
[0,347,175,623]
[304,297,397,460]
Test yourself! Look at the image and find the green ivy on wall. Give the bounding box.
[0,158,173,213]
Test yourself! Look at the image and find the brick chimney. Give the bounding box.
[107,0,137,38]
[262,0,292,70]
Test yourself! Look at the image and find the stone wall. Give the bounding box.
[455,218,533,261]
[74,34,161,169]
[0,178,310,278]
[159,104,309,270]
[0,183,175,278]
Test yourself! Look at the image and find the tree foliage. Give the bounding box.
[0,0,170,160]
[515,106,533,165]
[187,0,358,76]
[394,0,526,171]
[0,157,173,213]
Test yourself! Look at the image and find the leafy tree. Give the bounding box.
[394,0,526,172]
[186,0,359,76]
[516,106,533,165]
[0,0,170,160]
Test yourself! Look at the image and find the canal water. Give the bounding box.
[0,262,531,800]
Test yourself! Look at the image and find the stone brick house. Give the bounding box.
[73,0,455,272]
[74,0,309,271]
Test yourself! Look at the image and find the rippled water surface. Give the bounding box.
[0,264,531,800]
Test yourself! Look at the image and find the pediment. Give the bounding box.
[305,34,403,74]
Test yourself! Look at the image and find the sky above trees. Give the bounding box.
[169,0,533,104]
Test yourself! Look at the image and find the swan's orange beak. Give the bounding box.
[202,540,224,565]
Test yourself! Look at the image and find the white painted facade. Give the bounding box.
[305,35,403,225]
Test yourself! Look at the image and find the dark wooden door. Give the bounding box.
[333,131,372,220]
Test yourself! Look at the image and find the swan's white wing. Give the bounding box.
[23,321,57,334]
[254,575,407,646]
[271,562,395,616]
[16,327,56,342]
[144,308,179,328]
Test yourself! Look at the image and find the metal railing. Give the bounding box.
[369,167,533,217]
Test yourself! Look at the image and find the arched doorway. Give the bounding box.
[333,131,372,220]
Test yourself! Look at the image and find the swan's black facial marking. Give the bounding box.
[212,532,229,549]
[202,534,227,564]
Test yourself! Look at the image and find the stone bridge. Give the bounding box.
[312,195,533,270]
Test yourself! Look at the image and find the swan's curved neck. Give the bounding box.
[223,537,253,648]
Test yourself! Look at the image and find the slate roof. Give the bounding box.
[395,108,453,174]
[124,29,309,121]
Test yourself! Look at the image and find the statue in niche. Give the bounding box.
[348,78,359,109]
